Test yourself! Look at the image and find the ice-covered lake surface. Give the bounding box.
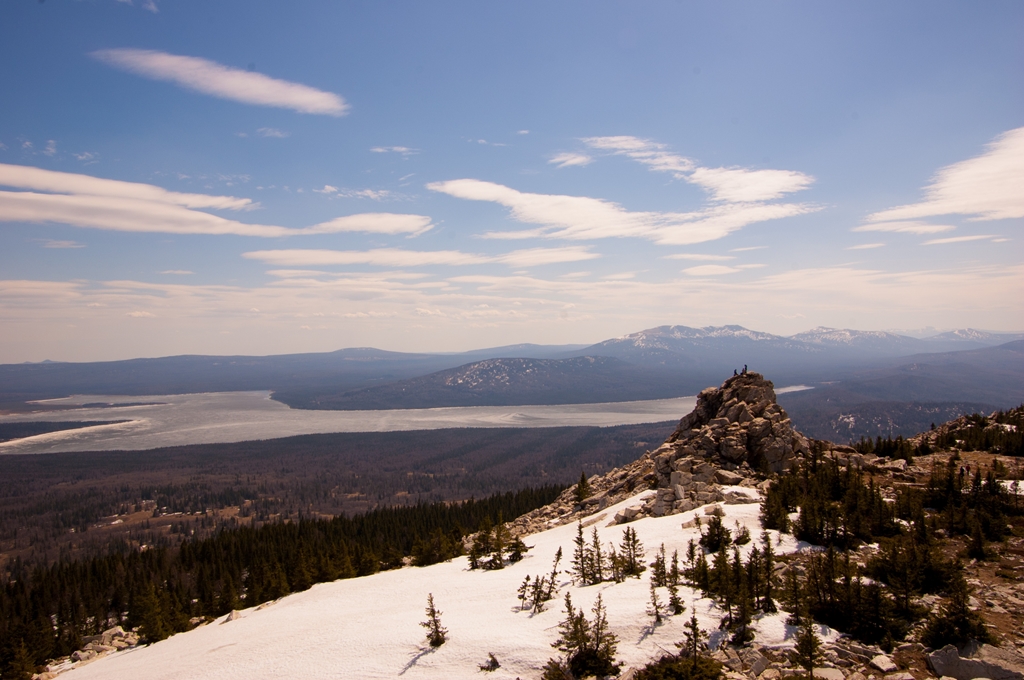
[0,391,699,455]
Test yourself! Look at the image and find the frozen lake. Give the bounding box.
[0,391,698,455]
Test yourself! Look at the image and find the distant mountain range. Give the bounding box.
[3,326,1022,442]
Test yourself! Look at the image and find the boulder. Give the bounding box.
[927,644,1024,680]
[813,668,845,680]
[871,656,898,674]
[715,468,745,485]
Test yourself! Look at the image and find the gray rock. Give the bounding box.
[813,668,845,680]
[928,644,1024,680]
[870,656,898,673]
[716,469,745,485]
[883,673,915,680]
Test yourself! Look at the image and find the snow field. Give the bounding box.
[66,487,837,680]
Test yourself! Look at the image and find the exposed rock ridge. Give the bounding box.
[508,372,809,536]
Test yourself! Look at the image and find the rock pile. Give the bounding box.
[507,372,809,535]
[644,372,808,518]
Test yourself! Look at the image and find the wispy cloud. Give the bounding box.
[42,140,57,157]
[664,253,735,261]
[0,163,431,237]
[160,270,194,275]
[40,239,85,249]
[370,146,418,155]
[853,220,955,235]
[582,135,814,203]
[126,310,155,317]
[682,264,741,276]
[91,49,348,116]
[427,178,815,246]
[866,126,1024,223]
[846,243,885,250]
[257,127,290,138]
[242,246,599,268]
[922,235,998,245]
[549,152,593,168]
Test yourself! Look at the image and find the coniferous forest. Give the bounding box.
[0,485,563,674]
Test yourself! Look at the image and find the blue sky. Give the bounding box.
[1,1,1021,362]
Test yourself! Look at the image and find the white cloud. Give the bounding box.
[582,136,694,176]
[548,152,593,168]
[126,310,155,317]
[730,246,767,252]
[43,140,57,157]
[922,234,998,245]
[313,185,338,194]
[681,264,741,276]
[517,130,530,135]
[427,178,815,246]
[257,127,290,138]
[242,245,598,268]
[582,136,814,202]
[73,152,98,162]
[0,163,431,237]
[91,49,348,116]
[686,166,813,203]
[866,126,1024,223]
[142,0,158,12]
[663,253,735,261]
[853,220,955,235]
[370,146,418,155]
[41,239,85,249]
[161,270,194,275]
[846,243,885,250]
[21,141,32,149]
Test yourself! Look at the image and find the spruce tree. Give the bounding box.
[680,611,708,671]
[619,526,646,577]
[590,527,605,584]
[791,617,821,680]
[647,580,664,624]
[574,472,592,504]
[572,522,590,585]
[421,593,448,647]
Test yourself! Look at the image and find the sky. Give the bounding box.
[1,1,1022,362]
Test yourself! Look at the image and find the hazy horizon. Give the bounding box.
[2,2,1022,363]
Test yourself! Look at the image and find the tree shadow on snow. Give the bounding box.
[399,647,435,675]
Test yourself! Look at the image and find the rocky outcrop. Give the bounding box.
[507,372,810,533]
[666,372,809,473]
[927,644,1024,680]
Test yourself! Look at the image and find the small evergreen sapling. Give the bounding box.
[791,616,821,680]
[421,593,448,647]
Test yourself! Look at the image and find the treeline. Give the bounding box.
[758,450,1019,650]
[934,407,1024,456]
[852,435,931,461]
[0,485,563,677]
[0,423,671,565]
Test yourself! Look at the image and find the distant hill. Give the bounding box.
[277,356,701,410]
[779,339,1024,441]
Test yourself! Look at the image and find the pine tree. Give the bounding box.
[667,581,685,616]
[619,526,646,577]
[518,575,532,612]
[791,617,821,680]
[921,571,992,647]
[574,472,592,504]
[669,549,681,587]
[647,580,664,625]
[590,528,605,584]
[680,611,709,671]
[545,547,562,602]
[571,522,588,584]
[650,543,668,587]
[421,593,448,647]
[761,531,777,613]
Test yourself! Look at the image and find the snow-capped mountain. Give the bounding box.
[788,327,928,355]
[921,328,1024,349]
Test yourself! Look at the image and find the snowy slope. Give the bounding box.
[66,490,836,680]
